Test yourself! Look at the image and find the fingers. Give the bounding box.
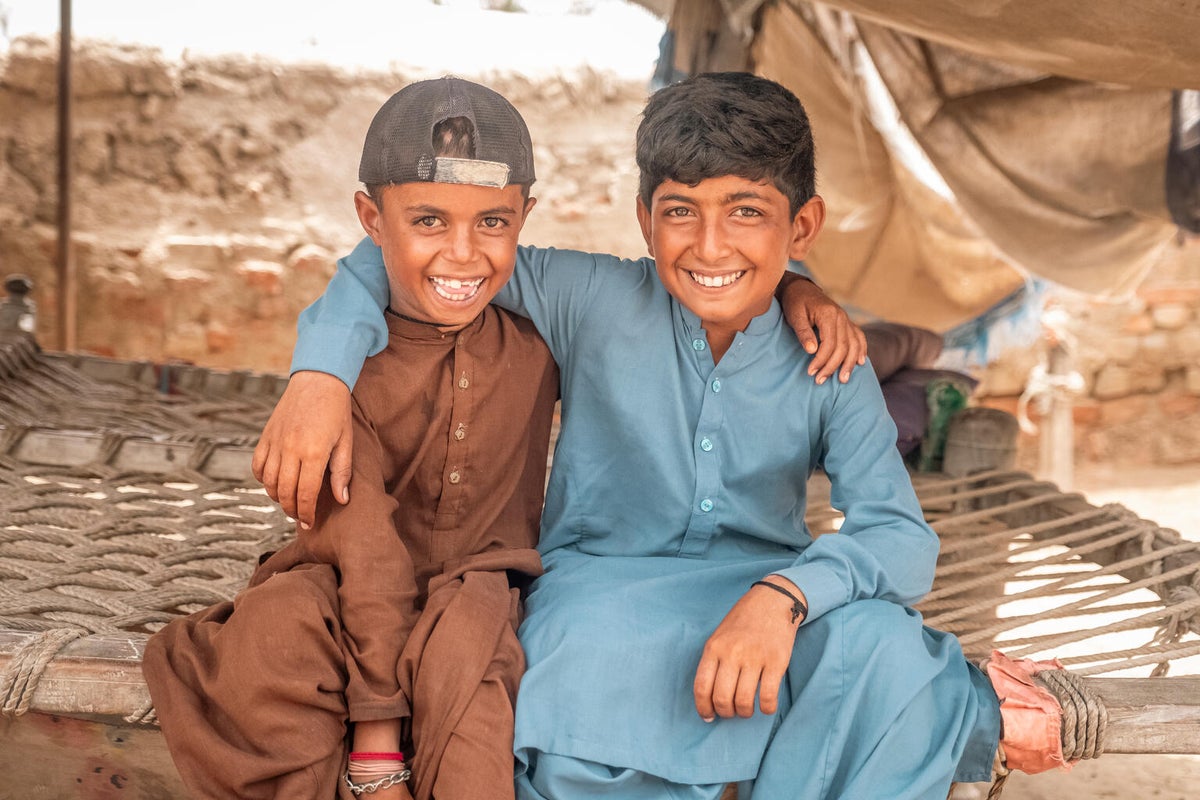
[839,323,868,382]
[251,438,268,483]
[794,324,819,356]
[695,658,765,720]
[258,445,282,504]
[710,659,743,719]
[275,453,304,526]
[807,313,870,385]
[810,329,849,385]
[329,431,354,506]
[693,653,718,722]
[732,666,762,718]
[295,452,331,530]
[758,663,786,715]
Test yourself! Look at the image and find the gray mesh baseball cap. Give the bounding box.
[359,77,535,189]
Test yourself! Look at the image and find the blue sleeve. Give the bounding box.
[290,237,390,390]
[495,245,642,367]
[774,363,939,623]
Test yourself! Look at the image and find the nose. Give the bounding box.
[444,223,478,264]
[693,217,732,264]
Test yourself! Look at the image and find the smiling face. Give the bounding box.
[355,182,536,329]
[637,174,824,357]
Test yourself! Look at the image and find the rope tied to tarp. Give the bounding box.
[0,627,86,717]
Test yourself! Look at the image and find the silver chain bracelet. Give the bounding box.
[344,768,412,795]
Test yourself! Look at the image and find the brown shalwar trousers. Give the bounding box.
[143,555,530,800]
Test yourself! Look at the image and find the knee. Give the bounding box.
[830,600,927,658]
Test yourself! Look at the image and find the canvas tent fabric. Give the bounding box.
[805,0,1200,91]
[657,0,1200,329]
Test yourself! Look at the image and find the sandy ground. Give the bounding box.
[987,464,1200,800]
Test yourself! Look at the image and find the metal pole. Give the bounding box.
[56,0,76,351]
[1038,340,1075,491]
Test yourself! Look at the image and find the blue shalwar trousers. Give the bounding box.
[516,598,999,800]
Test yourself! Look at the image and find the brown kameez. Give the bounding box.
[144,307,558,800]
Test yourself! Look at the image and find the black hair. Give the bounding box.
[366,116,529,206]
[636,72,816,216]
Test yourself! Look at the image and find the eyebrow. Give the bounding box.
[657,190,768,205]
[404,203,519,216]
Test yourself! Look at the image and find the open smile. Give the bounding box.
[688,270,745,288]
[430,276,486,302]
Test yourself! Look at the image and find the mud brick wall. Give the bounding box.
[0,36,649,373]
[976,255,1200,466]
[3,36,1199,465]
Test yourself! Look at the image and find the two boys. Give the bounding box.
[264,72,1013,800]
[144,76,865,799]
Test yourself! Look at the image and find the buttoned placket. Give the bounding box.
[678,329,746,558]
[434,330,473,543]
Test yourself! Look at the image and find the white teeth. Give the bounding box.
[430,276,485,302]
[689,271,744,288]
[431,276,484,288]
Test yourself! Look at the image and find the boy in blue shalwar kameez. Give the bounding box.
[258,73,1066,799]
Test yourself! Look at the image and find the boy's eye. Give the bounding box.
[415,215,441,227]
[732,207,763,218]
[480,216,509,229]
[663,206,693,217]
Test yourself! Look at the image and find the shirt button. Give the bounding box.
[449,471,461,484]
[712,379,722,393]
[692,339,706,351]
[700,437,713,452]
[454,423,466,441]
[699,498,714,513]
[458,375,470,389]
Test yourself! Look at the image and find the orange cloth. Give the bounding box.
[985,650,1072,775]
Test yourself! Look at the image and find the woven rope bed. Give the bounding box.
[1,330,1198,796]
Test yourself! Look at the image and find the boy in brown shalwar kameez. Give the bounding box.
[142,77,557,800]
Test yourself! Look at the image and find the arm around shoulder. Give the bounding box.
[776,270,867,385]
[252,370,354,528]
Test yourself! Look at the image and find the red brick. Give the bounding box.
[1072,401,1102,428]
[1158,392,1200,418]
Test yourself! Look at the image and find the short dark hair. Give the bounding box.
[366,116,530,206]
[636,72,816,216]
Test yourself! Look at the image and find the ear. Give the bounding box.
[635,195,655,257]
[787,195,826,261]
[354,190,384,244]
[517,195,538,230]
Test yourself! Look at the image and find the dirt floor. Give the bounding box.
[990,463,1200,800]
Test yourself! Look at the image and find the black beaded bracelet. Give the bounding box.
[752,580,808,624]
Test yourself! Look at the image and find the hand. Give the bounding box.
[693,576,806,721]
[251,370,353,527]
[778,275,868,385]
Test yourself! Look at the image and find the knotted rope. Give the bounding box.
[1035,668,1108,762]
[0,627,86,717]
